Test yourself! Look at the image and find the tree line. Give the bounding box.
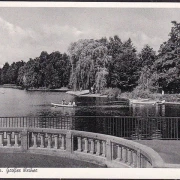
[0,51,71,89]
[0,21,180,93]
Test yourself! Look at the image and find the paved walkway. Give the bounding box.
[135,140,180,164]
[0,153,103,168]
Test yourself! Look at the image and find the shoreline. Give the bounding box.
[27,89,70,92]
[27,87,70,92]
[129,99,180,105]
[0,84,23,90]
[79,94,107,98]
[66,90,108,98]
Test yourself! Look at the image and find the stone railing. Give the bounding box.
[0,127,168,168]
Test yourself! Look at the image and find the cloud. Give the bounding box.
[0,16,85,67]
[0,17,37,44]
[113,30,164,52]
[0,16,41,66]
[41,24,84,38]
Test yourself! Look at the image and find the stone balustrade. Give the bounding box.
[0,127,166,168]
[0,128,22,148]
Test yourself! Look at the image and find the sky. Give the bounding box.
[0,6,180,67]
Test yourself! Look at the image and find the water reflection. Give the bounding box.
[130,104,167,117]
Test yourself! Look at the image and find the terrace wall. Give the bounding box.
[0,127,169,168]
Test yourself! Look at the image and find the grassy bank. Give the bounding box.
[102,88,180,102]
[121,91,180,102]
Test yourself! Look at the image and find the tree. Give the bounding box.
[17,51,71,89]
[107,35,123,87]
[137,45,157,91]
[1,62,10,84]
[68,39,111,92]
[138,45,156,68]
[6,61,25,84]
[108,38,139,91]
[153,21,180,93]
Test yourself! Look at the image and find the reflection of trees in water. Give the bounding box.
[73,96,130,134]
[130,105,159,117]
[36,116,73,129]
[34,107,75,129]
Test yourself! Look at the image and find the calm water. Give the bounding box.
[0,88,131,117]
[1,88,180,138]
[0,88,180,117]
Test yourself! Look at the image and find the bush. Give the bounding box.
[101,88,121,99]
[121,87,162,100]
[132,88,152,99]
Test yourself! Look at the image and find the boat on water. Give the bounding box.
[130,99,165,105]
[51,103,77,108]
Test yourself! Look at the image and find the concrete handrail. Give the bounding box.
[70,130,165,167]
[0,127,166,168]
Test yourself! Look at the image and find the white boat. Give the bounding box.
[51,103,77,108]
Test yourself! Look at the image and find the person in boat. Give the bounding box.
[62,99,65,105]
[68,101,72,105]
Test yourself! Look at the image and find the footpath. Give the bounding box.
[0,153,103,168]
[135,140,180,164]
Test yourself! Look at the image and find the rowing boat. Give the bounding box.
[51,103,77,107]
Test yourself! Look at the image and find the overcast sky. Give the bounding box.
[0,7,180,67]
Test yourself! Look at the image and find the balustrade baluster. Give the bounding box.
[141,155,147,168]
[0,132,4,146]
[132,150,137,167]
[60,134,65,150]
[7,132,11,147]
[122,146,128,163]
[127,149,133,166]
[102,141,106,157]
[84,138,88,153]
[47,133,52,149]
[40,133,45,148]
[116,145,122,161]
[77,137,82,152]
[33,133,38,148]
[54,134,59,149]
[14,132,19,147]
[141,155,144,167]
[137,149,141,168]
[90,139,95,154]
[96,140,101,156]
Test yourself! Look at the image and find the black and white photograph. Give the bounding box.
[1,1,180,176]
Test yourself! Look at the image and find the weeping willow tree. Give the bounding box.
[68,39,111,92]
[95,67,108,93]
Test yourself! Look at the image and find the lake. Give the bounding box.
[0,88,131,117]
[0,88,179,117]
[1,88,180,138]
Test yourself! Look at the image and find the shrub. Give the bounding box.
[101,88,121,99]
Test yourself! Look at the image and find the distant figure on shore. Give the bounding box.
[90,86,93,94]
[162,90,164,95]
[68,101,72,105]
[72,101,76,106]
